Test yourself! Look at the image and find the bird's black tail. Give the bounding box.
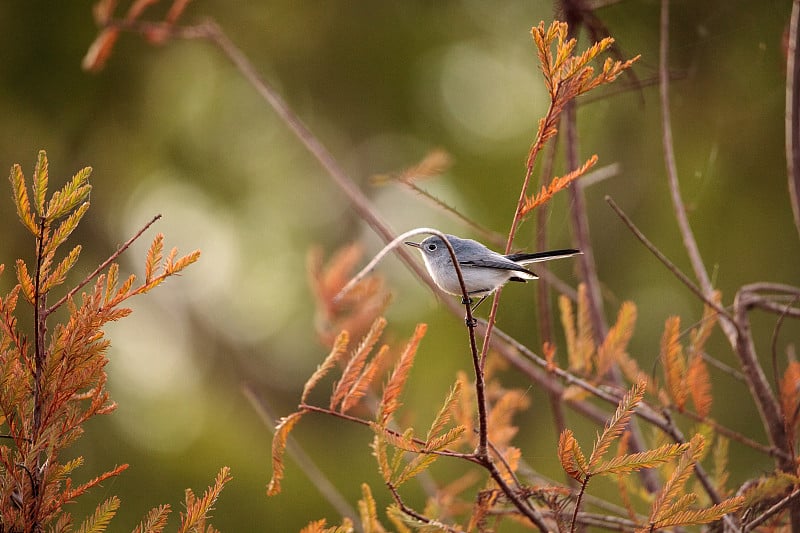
[506,249,581,265]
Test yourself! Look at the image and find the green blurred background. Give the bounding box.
[1,1,799,530]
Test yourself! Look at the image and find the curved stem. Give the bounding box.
[785,0,800,241]
[659,0,740,347]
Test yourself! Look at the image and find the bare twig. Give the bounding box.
[605,196,733,323]
[481,459,551,531]
[393,180,506,249]
[770,295,799,408]
[386,483,461,533]
[786,0,800,240]
[571,476,590,533]
[733,288,789,458]
[659,0,740,347]
[29,217,48,529]
[680,409,790,462]
[565,106,607,343]
[744,487,800,532]
[701,351,746,383]
[298,404,478,463]
[242,385,359,528]
[535,138,560,349]
[45,214,162,316]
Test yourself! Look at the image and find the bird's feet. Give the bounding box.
[464,315,478,328]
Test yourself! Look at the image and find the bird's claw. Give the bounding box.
[465,316,478,328]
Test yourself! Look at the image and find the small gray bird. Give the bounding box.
[405,234,580,310]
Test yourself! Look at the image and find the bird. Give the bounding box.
[405,234,580,311]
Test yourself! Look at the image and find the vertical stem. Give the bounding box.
[32,219,46,437]
[570,475,590,533]
[30,216,48,530]
[564,104,607,341]
[468,309,489,459]
[536,139,560,345]
[659,0,711,293]
[786,0,800,241]
[535,140,576,485]
[561,14,664,497]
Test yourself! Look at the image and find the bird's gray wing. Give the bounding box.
[460,255,534,274]
[444,235,534,274]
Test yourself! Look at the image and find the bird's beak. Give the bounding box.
[404,241,421,248]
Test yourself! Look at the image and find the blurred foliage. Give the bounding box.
[1,1,799,531]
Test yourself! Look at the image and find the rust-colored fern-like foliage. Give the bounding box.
[0,150,230,532]
[267,318,430,498]
[514,21,639,222]
[558,382,743,533]
[307,244,390,348]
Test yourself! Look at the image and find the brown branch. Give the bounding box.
[786,0,800,241]
[733,289,789,459]
[565,107,607,344]
[604,197,791,468]
[298,403,478,463]
[659,0,740,348]
[29,216,48,529]
[659,0,709,290]
[242,385,358,524]
[744,487,800,532]
[559,15,666,497]
[44,214,162,317]
[679,409,790,462]
[605,196,734,324]
[397,180,506,249]
[570,476,591,533]
[481,458,551,532]
[536,137,560,348]
[386,483,461,533]
[190,20,436,291]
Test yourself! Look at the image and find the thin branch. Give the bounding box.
[786,0,800,240]
[395,180,506,249]
[386,483,461,533]
[605,196,734,325]
[535,137,580,491]
[733,289,789,460]
[298,403,479,463]
[575,162,620,189]
[701,351,746,383]
[242,385,359,528]
[190,20,437,292]
[570,476,590,533]
[744,486,800,532]
[535,138,560,350]
[30,216,48,529]
[659,0,740,347]
[44,214,162,316]
[770,295,799,410]
[565,106,607,344]
[679,409,790,462]
[482,459,551,532]
[333,228,461,305]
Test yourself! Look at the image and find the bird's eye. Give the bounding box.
[426,243,437,251]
